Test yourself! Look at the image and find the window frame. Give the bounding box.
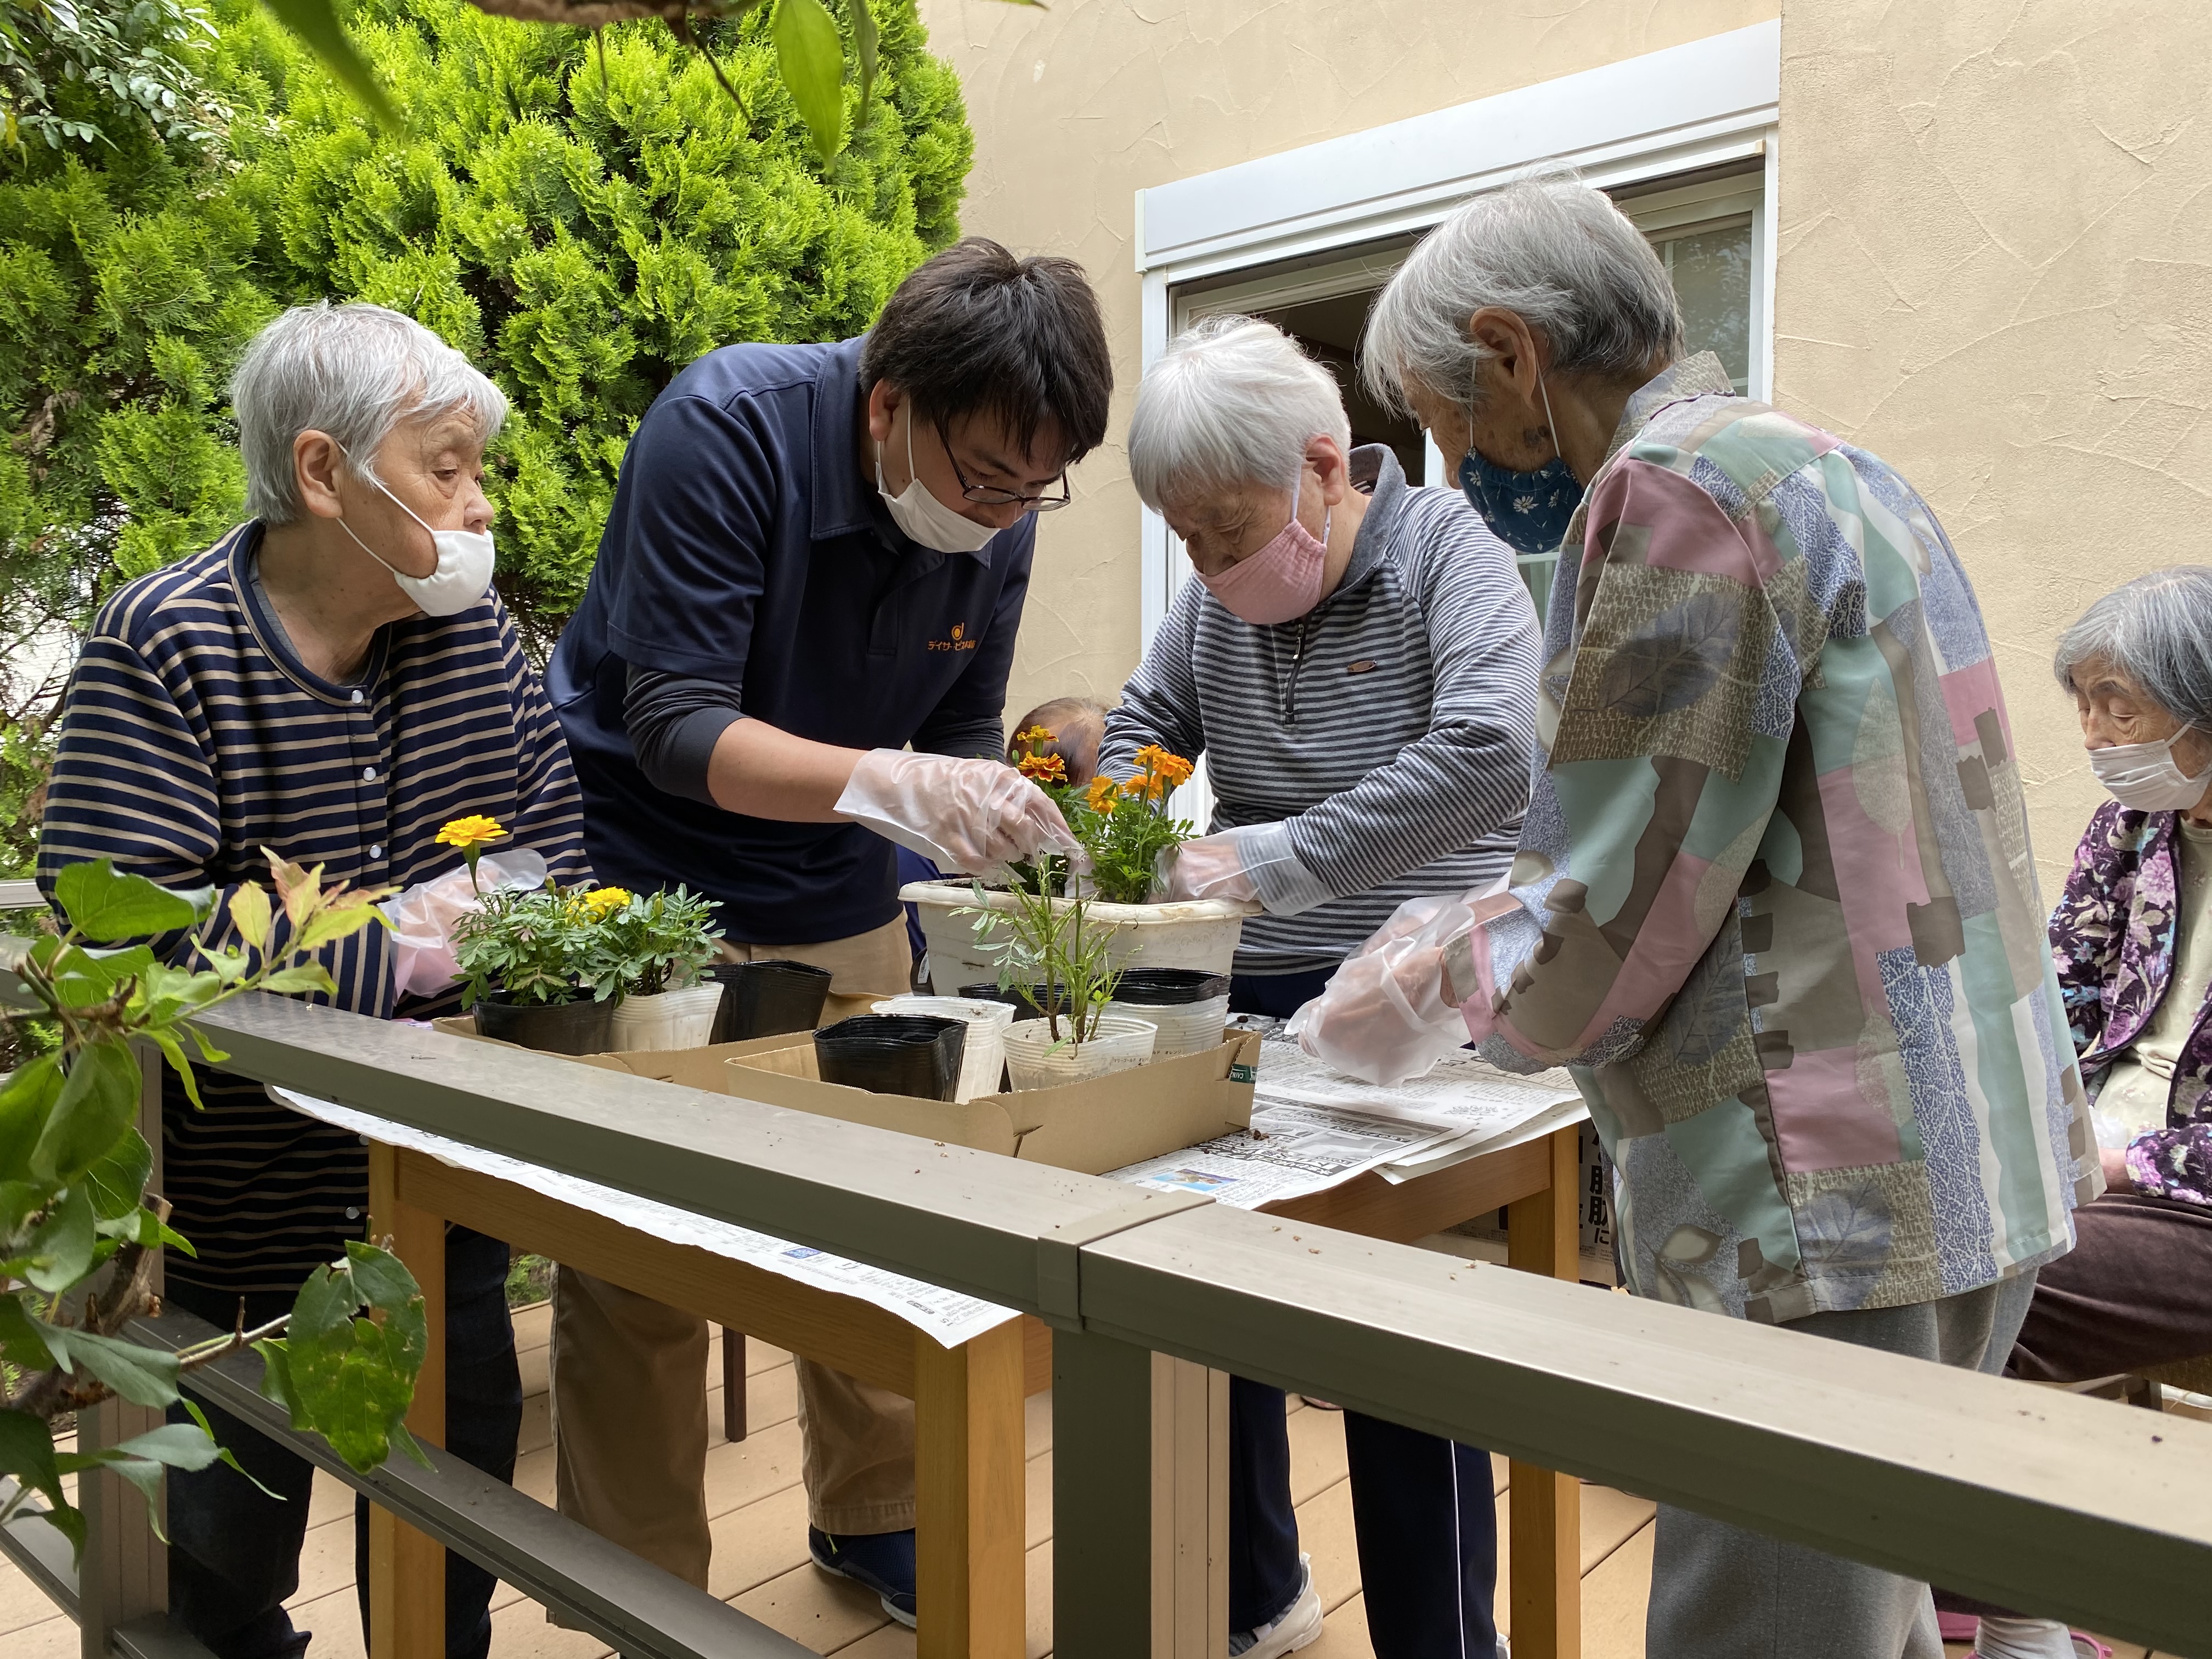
[1134,20,1782,647]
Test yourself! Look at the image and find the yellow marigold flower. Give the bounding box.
[1018,751,1068,785]
[1013,725,1057,749]
[436,814,508,851]
[1085,776,1119,814]
[578,886,632,919]
[1121,774,1166,803]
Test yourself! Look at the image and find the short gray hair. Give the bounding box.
[232,302,508,525]
[1128,315,1352,509]
[1361,170,1684,415]
[2053,567,2212,730]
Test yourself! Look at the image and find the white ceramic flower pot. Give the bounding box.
[873,995,1017,1102]
[1103,995,1230,1060]
[898,880,1260,996]
[606,983,725,1053]
[1000,1014,1158,1091]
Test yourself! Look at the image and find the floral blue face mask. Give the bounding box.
[1455,375,1585,556]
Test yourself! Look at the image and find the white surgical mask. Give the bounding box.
[2089,730,2212,811]
[876,416,1000,556]
[334,445,496,618]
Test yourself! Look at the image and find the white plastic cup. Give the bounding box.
[606,982,725,1053]
[1000,1014,1158,1091]
[874,995,1018,1101]
[1104,995,1229,1060]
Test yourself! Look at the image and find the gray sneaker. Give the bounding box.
[1227,1555,1322,1658]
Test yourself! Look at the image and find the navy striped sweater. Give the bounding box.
[37,524,591,1296]
[1102,448,1543,976]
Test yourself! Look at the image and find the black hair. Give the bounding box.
[861,239,1113,465]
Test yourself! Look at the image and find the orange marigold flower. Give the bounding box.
[1085,776,1119,814]
[1120,774,1166,803]
[1018,751,1068,785]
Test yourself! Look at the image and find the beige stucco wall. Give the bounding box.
[918,0,1779,730]
[1775,0,2212,891]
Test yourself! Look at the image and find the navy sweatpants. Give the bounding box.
[1229,970,1500,1656]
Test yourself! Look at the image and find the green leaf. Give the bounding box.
[0,1056,64,1185]
[35,1317,183,1409]
[774,0,845,159]
[0,1296,58,1372]
[278,1248,425,1472]
[255,0,400,128]
[258,965,335,996]
[0,1407,64,1504]
[229,884,273,957]
[182,1399,284,1499]
[53,861,206,944]
[256,1337,307,1429]
[25,1185,97,1293]
[850,0,877,124]
[32,1038,142,1185]
[83,1128,152,1221]
[146,1029,205,1111]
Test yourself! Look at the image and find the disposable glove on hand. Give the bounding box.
[1154,822,1333,913]
[837,749,1082,877]
[383,849,548,997]
[1285,877,1511,1086]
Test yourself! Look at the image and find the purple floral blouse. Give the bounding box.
[2051,799,2212,1207]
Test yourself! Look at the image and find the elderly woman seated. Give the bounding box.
[36,302,590,1659]
[1105,314,1540,1659]
[2024,566,2212,1372]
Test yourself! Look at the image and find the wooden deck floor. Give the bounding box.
[1,1298,2176,1657]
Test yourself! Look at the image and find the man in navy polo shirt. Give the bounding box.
[545,239,1112,1623]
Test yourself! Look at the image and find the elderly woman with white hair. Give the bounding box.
[1103,314,1541,1659]
[1300,174,2096,1659]
[37,302,589,1659]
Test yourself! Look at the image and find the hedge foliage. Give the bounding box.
[0,0,971,873]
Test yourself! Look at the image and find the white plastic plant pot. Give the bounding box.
[898,881,1261,996]
[872,995,1017,1103]
[606,983,725,1053]
[1104,995,1230,1060]
[1000,1014,1158,1092]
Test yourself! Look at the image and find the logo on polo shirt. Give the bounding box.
[928,622,978,653]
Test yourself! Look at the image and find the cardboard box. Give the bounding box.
[720,1029,1258,1175]
[432,1014,1257,1175]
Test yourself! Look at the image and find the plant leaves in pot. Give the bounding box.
[813,1015,967,1101]
[591,887,725,1052]
[1103,967,1232,1060]
[712,958,835,1042]
[454,882,616,1054]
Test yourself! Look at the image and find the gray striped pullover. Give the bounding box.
[1101,447,1542,976]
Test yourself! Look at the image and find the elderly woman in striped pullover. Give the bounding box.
[37,303,590,1659]
[1103,314,1541,1659]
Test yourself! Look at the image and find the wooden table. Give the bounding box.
[360,1121,1585,1659]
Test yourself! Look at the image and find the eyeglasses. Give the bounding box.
[937,421,1071,512]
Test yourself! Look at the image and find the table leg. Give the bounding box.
[721,1327,747,1441]
[1149,1355,1228,1656]
[367,1143,446,1659]
[1504,1125,1583,1659]
[914,1318,1025,1659]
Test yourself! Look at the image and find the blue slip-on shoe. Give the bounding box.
[808,1526,918,1628]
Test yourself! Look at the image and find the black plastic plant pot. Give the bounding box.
[475,989,613,1056]
[812,1015,967,1101]
[958,981,1076,1020]
[708,958,835,1043]
[1105,968,1232,1007]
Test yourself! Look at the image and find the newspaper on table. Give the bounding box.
[269,1088,1019,1349]
[1105,1023,1588,1207]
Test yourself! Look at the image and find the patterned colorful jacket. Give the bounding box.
[1453,354,2096,1324]
[2050,802,2212,1207]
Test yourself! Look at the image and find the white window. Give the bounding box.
[1136,21,1781,642]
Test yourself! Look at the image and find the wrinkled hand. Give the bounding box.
[2101,1145,2134,1194]
[837,750,1082,876]
[1155,833,1259,904]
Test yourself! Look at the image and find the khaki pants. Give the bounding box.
[551,916,921,1591]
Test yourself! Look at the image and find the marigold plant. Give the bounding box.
[1006,725,1196,905]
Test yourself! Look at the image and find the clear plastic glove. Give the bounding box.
[1155,833,1258,903]
[383,849,547,997]
[837,749,1082,877]
[1154,822,1333,913]
[1285,877,1510,1085]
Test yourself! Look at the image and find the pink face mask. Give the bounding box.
[1199,506,1330,625]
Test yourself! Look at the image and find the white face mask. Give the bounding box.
[2089,730,2212,811]
[333,445,496,618]
[876,414,1000,555]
